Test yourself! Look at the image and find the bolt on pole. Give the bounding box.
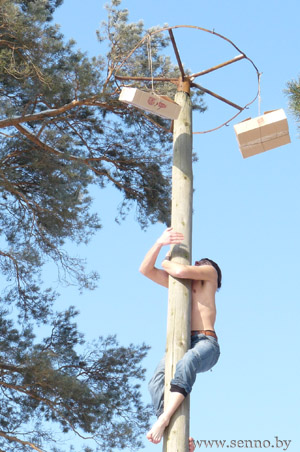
[163,78,193,452]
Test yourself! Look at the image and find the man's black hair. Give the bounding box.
[196,258,222,289]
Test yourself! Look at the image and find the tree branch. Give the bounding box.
[0,100,86,129]
[0,250,21,291]
[14,124,143,199]
[0,430,44,452]
[0,379,94,442]
[0,97,123,129]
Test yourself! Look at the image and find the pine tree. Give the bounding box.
[0,0,206,450]
[0,0,204,310]
[0,306,151,451]
[286,76,300,129]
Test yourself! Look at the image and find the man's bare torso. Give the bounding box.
[138,227,219,332]
[191,279,217,331]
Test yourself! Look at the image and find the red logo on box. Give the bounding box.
[148,96,166,110]
[148,96,156,106]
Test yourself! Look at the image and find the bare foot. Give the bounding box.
[189,437,196,452]
[146,414,169,444]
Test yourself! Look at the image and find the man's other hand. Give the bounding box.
[156,227,184,246]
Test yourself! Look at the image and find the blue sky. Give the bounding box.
[52,1,299,451]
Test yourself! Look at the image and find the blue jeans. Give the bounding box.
[148,333,220,417]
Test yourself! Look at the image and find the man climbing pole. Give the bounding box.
[139,227,222,445]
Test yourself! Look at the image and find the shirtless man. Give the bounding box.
[139,227,221,446]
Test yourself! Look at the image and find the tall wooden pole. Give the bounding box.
[163,79,193,452]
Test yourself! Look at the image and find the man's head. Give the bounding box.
[195,258,222,289]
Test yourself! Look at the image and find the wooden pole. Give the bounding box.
[163,80,193,452]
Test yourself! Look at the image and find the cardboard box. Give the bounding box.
[119,87,181,120]
[234,109,291,158]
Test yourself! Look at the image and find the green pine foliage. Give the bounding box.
[0,0,205,311]
[0,306,151,451]
[286,77,300,129]
[0,0,206,450]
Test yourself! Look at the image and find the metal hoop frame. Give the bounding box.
[115,25,261,134]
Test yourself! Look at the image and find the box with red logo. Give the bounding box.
[119,87,181,120]
[234,109,291,158]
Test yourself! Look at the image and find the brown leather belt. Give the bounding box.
[191,330,218,340]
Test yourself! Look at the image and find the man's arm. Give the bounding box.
[162,259,218,284]
[139,228,184,288]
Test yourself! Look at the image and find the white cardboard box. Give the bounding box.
[234,109,291,158]
[119,87,181,120]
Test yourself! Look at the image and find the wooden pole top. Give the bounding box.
[176,77,191,95]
